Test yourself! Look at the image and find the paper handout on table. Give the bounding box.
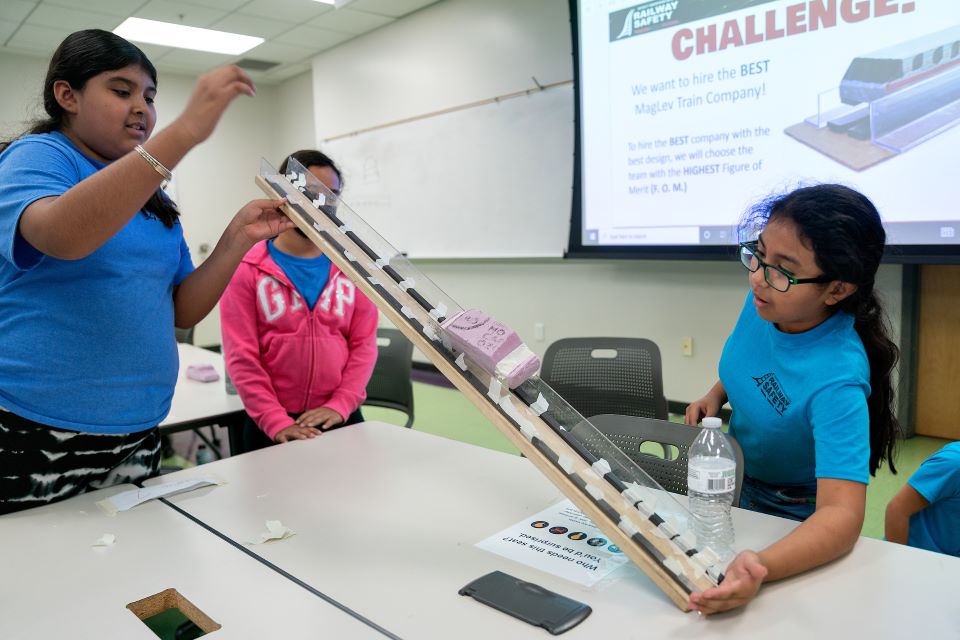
[249,520,296,545]
[476,499,630,587]
[96,476,223,515]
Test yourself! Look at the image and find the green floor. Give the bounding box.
[363,382,951,540]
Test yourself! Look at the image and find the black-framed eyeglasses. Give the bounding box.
[738,241,834,293]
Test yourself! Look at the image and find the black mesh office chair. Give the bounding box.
[578,414,744,504]
[364,328,415,428]
[540,337,668,420]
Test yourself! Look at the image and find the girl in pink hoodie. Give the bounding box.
[220,150,378,451]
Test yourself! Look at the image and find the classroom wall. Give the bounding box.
[305,0,903,403]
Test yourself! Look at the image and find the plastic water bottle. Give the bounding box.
[687,417,736,556]
[195,444,214,465]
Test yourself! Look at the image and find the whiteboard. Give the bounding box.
[322,85,573,259]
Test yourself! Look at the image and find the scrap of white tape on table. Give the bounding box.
[476,499,630,587]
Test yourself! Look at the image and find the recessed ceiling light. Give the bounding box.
[311,0,355,6]
[114,18,264,55]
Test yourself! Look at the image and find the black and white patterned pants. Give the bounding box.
[0,410,161,515]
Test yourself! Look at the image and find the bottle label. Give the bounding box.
[687,462,736,494]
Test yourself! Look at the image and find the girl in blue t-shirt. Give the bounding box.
[0,29,294,515]
[684,184,900,614]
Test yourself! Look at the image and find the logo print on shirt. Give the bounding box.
[752,373,791,416]
[257,276,286,322]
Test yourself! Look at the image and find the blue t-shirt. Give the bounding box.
[907,442,960,557]
[266,239,330,310]
[719,292,871,487]
[0,132,193,433]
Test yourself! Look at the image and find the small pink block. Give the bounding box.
[441,309,540,388]
[186,363,220,382]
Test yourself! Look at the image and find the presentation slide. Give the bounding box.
[576,0,960,250]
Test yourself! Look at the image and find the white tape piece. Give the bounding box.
[248,520,296,546]
[694,547,721,567]
[663,557,683,577]
[635,499,653,518]
[650,523,669,539]
[617,517,640,538]
[313,193,326,207]
[367,277,382,287]
[375,257,389,269]
[585,484,605,501]
[344,251,357,262]
[487,377,502,401]
[422,325,438,341]
[529,393,549,416]
[557,456,575,474]
[519,423,538,442]
[313,222,323,233]
[455,353,467,371]
[339,224,352,234]
[92,533,116,547]
[401,306,415,319]
[495,344,537,382]
[592,458,612,477]
[429,303,448,320]
[622,484,644,507]
[679,529,697,550]
[398,279,415,291]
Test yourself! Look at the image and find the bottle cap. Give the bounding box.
[702,417,722,429]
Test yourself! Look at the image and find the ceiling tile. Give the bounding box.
[275,24,350,49]
[40,0,137,17]
[345,0,438,19]
[6,23,73,54]
[26,4,121,32]
[172,0,250,10]
[308,7,392,35]
[242,40,315,65]
[0,1,37,25]
[158,47,234,68]
[209,13,298,40]
[266,62,311,82]
[136,43,176,62]
[239,0,331,23]
[134,0,229,28]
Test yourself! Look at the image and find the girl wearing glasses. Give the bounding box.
[684,183,899,614]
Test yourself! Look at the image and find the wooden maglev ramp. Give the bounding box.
[256,160,725,610]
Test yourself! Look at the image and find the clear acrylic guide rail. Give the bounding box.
[257,158,730,609]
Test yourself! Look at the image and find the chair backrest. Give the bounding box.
[364,328,415,428]
[541,337,668,420]
[582,414,744,505]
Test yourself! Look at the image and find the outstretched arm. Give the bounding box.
[689,477,865,615]
[19,66,256,260]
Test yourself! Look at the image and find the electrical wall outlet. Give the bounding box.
[681,336,693,356]
[534,322,545,342]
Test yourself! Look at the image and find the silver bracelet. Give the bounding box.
[134,144,173,182]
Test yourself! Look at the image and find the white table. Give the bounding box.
[162,343,246,456]
[0,484,389,639]
[146,421,960,639]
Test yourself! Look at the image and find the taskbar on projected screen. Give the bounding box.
[583,225,737,246]
[584,222,960,247]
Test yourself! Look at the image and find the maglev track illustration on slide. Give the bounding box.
[786,26,960,171]
[256,157,729,611]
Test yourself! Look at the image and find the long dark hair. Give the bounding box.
[741,184,900,476]
[1,29,179,227]
[279,149,343,190]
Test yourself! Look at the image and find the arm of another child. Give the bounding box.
[885,484,929,545]
[690,477,865,615]
[684,380,728,425]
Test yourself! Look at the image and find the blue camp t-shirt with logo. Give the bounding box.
[907,442,960,557]
[0,132,193,434]
[718,292,871,487]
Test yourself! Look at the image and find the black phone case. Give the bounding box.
[458,571,592,635]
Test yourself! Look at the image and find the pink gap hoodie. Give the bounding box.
[220,241,378,440]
